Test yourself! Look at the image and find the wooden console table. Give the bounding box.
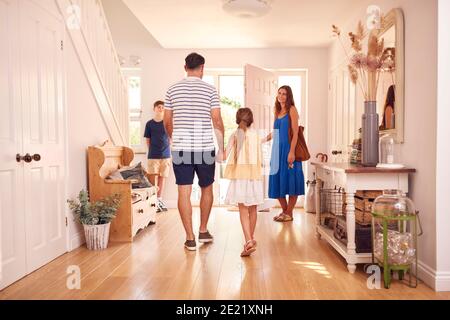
[312,162,416,273]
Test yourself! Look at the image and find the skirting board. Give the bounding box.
[163,200,178,209]
[418,260,450,292]
[70,232,85,252]
[164,198,305,210]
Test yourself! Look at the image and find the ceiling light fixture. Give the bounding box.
[222,0,272,18]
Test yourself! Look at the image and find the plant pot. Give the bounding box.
[83,222,111,250]
[361,101,379,167]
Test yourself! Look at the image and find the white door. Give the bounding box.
[328,67,356,163]
[244,64,278,209]
[0,0,67,290]
[21,0,67,273]
[0,0,27,289]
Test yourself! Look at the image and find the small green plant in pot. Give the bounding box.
[67,190,121,250]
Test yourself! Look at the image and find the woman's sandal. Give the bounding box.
[274,213,293,222]
[240,240,257,257]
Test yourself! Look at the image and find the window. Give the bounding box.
[202,75,215,86]
[218,75,244,146]
[202,72,244,146]
[201,71,245,205]
[123,69,143,148]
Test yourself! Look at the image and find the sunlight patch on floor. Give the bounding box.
[293,261,333,279]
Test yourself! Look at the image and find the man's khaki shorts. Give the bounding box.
[147,159,171,178]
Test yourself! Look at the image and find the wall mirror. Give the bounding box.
[374,8,405,143]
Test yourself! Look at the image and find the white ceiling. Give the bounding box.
[122,0,370,49]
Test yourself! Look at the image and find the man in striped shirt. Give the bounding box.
[164,53,225,251]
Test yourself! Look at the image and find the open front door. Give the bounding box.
[244,64,278,211]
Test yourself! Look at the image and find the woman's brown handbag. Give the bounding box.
[288,114,311,162]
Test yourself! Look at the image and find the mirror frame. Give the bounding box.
[376,8,405,143]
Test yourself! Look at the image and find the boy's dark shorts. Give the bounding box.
[172,150,216,188]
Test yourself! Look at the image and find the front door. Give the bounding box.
[244,64,278,210]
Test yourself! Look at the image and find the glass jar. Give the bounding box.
[371,190,422,288]
[379,134,395,165]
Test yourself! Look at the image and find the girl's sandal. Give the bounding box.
[240,240,257,257]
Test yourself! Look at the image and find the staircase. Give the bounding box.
[56,0,129,145]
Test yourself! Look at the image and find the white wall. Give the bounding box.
[102,0,329,206]
[65,32,111,251]
[436,0,450,292]
[329,0,441,289]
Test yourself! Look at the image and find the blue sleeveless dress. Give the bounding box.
[268,114,305,199]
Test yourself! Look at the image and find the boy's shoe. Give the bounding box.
[184,240,197,251]
[198,231,214,243]
[156,201,162,213]
[158,199,169,212]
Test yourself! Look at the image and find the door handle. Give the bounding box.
[332,150,343,155]
[16,153,41,163]
[16,153,32,163]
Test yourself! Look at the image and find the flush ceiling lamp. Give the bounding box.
[222,0,272,18]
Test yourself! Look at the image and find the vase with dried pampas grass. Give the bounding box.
[332,20,389,167]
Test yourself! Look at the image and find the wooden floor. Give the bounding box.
[1,208,449,300]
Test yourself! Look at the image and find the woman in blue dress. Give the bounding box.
[264,86,305,222]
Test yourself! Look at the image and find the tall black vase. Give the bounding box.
[362,101,379,167]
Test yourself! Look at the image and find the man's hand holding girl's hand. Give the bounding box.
[216,149,225,164]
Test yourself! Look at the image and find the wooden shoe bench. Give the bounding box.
[87,141,157,242]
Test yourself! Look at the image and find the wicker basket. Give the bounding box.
[355,209,372,225]
[354,191,382,225]
[320,187,346,216]
[355,190,383,199]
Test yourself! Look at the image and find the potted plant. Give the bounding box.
[332,18,393,167]
[67,190,121,250]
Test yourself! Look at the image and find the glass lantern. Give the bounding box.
[371,190,423,288]
[380,134,394,164]
[377,134,402,168]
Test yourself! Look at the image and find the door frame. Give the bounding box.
[203,67,309,208]
[270,69,309,207]
[61,11,71,253]
[328,61,358,163]
[203,68,244,206]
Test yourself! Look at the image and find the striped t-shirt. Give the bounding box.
[165,77,220,152]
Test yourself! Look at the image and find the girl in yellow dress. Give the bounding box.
[224,108,264,257]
